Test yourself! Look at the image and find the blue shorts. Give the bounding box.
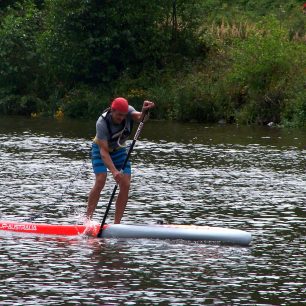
[91,143,131,175]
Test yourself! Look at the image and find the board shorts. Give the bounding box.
[91,143,131,175]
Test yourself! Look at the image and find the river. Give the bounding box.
[0,116,305,305]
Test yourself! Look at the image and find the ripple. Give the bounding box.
[0,118,305,305]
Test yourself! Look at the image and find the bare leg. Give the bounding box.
[114,174,131,224]
[86,173,107,219]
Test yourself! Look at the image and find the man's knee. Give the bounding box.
[95,173,107,190]
[120,176,131,191]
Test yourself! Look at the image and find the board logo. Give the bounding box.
[0,223,37,231]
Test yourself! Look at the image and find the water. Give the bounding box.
[0,116,305,305]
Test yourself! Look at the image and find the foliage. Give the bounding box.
[38,0,204,86]
[220,17,306,125]
[0,1,42,113]
[0,0,305,127]
[61,85,111,119]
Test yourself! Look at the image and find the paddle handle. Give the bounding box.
[97,109,149,237]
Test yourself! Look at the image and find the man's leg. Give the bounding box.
[86,173,107,219]
[114,174,131,224]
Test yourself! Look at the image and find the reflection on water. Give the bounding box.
[0,116,305,305]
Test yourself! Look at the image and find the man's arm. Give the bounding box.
[132,100,155,122]
[96,139,123,183]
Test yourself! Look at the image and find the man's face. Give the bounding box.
[111,109,127,124]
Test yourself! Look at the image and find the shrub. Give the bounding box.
[282,85,306,127]
[221,17,306,124]
[0,2,42,97]
[61,85,111,118]
[0,93,44,115]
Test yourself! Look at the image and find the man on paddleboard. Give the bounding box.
[86,97,155,223]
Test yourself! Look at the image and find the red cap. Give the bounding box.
[111,97,129,113]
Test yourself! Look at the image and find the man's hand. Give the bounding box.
[131,100,155,122]
[140,100,155,121]
[142,100,155,112]
[112,170,123,184]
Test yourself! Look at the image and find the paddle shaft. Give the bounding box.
[97,110,149,237]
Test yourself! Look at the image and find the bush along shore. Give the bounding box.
[0,0,306,127]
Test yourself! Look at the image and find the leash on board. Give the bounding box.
[26,147,91,222]
[97,110,150,238]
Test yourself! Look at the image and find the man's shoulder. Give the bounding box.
[128,105,137,114]
[96,116,108,129]
[96,115,110,140]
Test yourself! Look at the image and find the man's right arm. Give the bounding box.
[96,139,123,183]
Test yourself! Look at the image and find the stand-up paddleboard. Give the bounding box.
[0,220,251,246]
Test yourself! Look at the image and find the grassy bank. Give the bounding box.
[0,1,306,126]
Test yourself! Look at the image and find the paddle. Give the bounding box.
[97,109,150,238]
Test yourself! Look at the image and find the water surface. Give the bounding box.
[0,116,305,305]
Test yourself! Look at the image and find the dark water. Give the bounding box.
[0,116,305,305]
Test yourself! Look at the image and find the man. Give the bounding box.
[86,97,155,223]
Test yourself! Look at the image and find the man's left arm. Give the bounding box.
[132,100,155,122]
